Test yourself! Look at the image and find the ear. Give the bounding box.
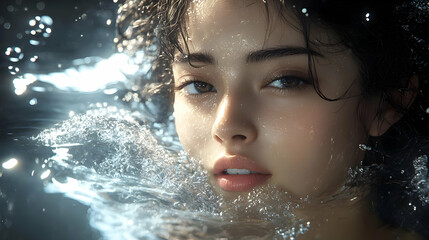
[368,75,419,137]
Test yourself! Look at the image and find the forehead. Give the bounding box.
[184,0,306,54]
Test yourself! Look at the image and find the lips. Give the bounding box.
[213,156,271,192]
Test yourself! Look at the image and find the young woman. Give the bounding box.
[117,0,429,239]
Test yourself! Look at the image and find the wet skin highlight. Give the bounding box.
[173,0,379,198]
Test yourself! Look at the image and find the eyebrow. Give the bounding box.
[173,46,324,65]
[246,46,324,63]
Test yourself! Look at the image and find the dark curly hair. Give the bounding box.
[116,0,429,236]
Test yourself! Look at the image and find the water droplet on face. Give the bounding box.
[5,47,24,62]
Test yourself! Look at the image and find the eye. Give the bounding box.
[266,76,308,89]
[180,81,217,95]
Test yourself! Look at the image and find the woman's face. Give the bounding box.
[173,0,376,199]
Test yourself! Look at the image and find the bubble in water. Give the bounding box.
[30,56,39,62]
[365,12,371,21]
[3,22,11,29]
[8,65,20,75]
[2,158,18,169]
[5,47,24,62]
[27,15,53,40]
[7,5,15,12]
[29,40,40,46]
[36,1,45,10]
[29,98,38,105]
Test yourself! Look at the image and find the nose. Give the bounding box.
[211,96,258,147]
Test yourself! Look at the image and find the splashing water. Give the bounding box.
[411,155,429,206]
[33,107,311,239]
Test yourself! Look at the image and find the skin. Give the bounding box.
[171,0,420,239]
[173,0,376,199]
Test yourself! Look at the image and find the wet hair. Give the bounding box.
[116,0,429,236]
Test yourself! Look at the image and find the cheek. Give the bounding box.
[260,100,367,196]
[173,96,214,158]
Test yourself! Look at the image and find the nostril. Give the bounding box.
[232,135,247,141]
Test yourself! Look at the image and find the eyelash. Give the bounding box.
[175,75,312,95]
[175,80,217,95]
[263,75,312,92]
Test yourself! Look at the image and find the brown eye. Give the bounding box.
[181,81,216,94]
[266,76,308,89]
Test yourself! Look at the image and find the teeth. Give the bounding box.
[224,169,259,175]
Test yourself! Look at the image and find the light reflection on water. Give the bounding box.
[13,53,143,95]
